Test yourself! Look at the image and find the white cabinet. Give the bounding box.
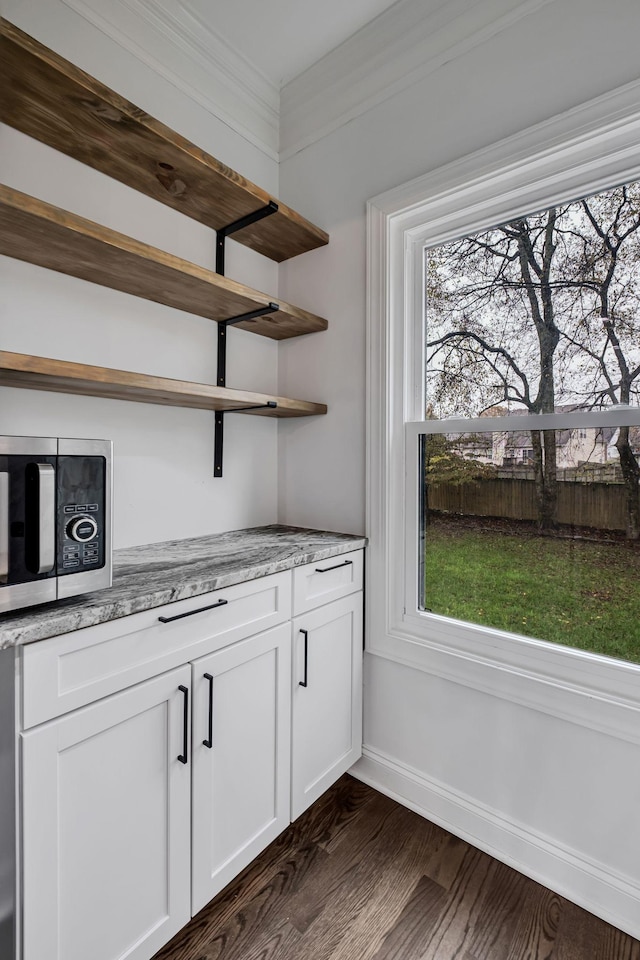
[21,667,191,960]
[291,592,363,820]
[191,623,291,913]
[16,552,364,960]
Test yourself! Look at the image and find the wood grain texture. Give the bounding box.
[420,846,524,960]
[421,826,470,891]
[151,775,640,960]
[0,352,327,417]
[0,18,328,262]
[282,797,427,949]
[0,185,328,339]
[505,886,562,960]
[553,901,640,960]
[369,875,446,960]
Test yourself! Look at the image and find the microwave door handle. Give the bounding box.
[36,464,55,575]
[0,473,8,582]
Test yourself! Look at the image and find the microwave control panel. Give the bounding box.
[56,456,106,574]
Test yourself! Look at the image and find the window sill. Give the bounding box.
[368,609,640,746]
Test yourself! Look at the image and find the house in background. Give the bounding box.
[453,419,617,473]
[2,0,640,947]
[462,406,620,470]
[494,425,615,470]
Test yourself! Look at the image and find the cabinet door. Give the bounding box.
[291,593,363,820]
[191,623,291,914]
[21,667,191,960]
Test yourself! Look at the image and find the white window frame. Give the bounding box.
[366,79,640,710]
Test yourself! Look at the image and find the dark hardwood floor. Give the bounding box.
[153,775,640,960]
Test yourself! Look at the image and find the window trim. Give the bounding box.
[366,78,640,714]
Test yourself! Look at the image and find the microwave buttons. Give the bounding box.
[66,516,98,543]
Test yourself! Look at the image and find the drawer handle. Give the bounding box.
[158,598,228,624]
[203,673,214,748]
[314,559,353,574]
[299,629,309,688]
[178,685,189,764]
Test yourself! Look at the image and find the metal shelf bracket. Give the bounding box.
[215,201,279,275]
[214,300,280,477]
[213,201,279,477]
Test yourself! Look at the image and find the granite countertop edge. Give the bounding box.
[0,525,367,649]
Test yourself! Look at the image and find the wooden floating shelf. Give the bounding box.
[0,352,328,418]
[0,18,328,263]
[0,185,328,340]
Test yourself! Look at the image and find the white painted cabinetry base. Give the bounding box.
[12,553,365,960]
[291,592,363,820]
[191,623,291,913]
[21,667,192,960]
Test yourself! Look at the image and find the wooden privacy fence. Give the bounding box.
[428,478,630,531]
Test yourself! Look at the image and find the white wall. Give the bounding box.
[278,0,640,534]
[0,0,280,548]
[278,0,640,938]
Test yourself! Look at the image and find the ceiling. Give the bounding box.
[182,0,403,87]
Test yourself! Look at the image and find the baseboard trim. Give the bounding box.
[350,747,640,941]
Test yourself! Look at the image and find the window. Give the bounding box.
[367,83,640,688]
[420,420,640,663]
[419,183,640,664]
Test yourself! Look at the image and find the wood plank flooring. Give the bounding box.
[152,775,640,960]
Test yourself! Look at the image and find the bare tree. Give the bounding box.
[426,183,640,537]
[559,185,640,537]
[427,208,564,528]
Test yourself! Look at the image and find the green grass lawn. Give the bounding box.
[424,518,640,664]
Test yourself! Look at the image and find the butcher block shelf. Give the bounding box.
[0,185,328,340]
[0,352,327,418]
[0,17,328,263]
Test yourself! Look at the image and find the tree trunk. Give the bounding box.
[531,430,544,526]
[531,429,558,531]
[541,428,558,530]
[616,426,640,540]
[515,213,559,532]
[603,321,640,540]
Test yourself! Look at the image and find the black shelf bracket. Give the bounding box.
[215,201,278,275]
[213,401,278,478]
[213,201,279,477]
[214,302,280,477]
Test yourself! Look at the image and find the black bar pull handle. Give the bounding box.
[178,685,189,764]
[203,673,214,748]
[314,559,353,574]
[299,629,309,688]
[159,598,228,624]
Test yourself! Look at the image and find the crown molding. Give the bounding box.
[61,0,280,161]
[280,0,557,161]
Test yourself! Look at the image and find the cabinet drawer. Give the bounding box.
[292,550,363,615]
[21,571,291,728]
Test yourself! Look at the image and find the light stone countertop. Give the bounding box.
[0,525,366,648]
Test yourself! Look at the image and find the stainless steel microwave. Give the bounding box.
[0,436,112,614]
